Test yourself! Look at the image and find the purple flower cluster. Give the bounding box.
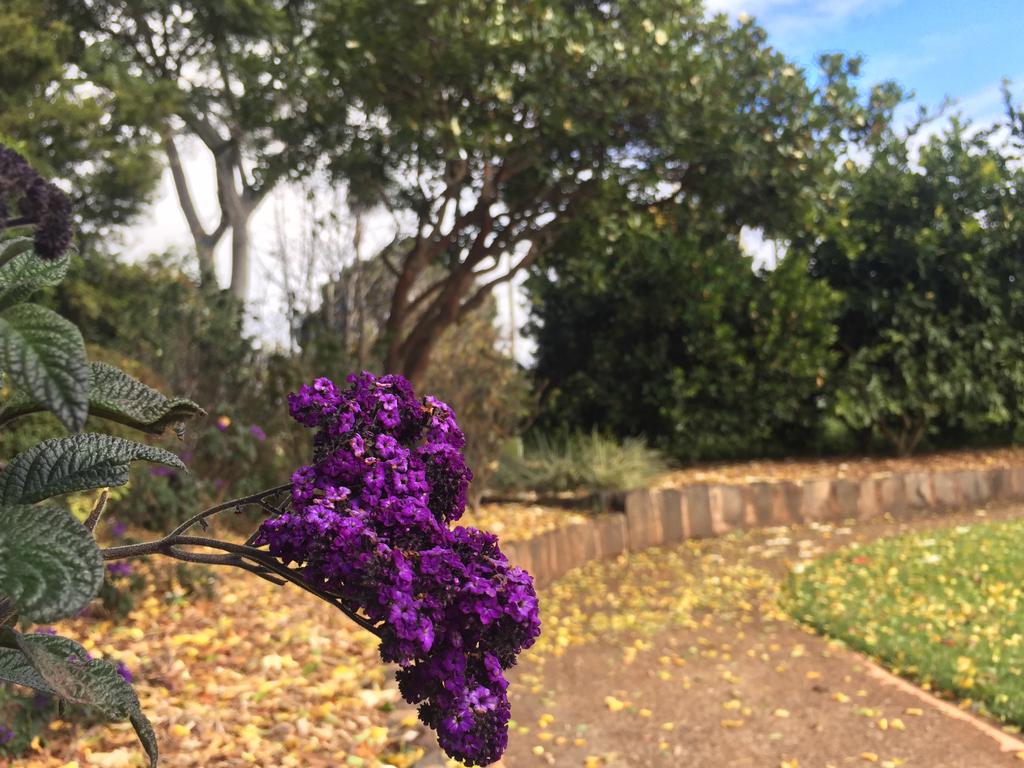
[254,372,540,765]
[0,144,73,260]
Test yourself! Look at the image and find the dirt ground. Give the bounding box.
[654,446,1024,489]
[499,504,1024,768]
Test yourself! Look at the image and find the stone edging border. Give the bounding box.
[502,465,1024,587]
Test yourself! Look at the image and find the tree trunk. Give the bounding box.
[229,215,251,300]
[401,333,440,388]
[162,129,225,289]
[197,243,217,287]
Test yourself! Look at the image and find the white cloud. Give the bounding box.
[706,0,901,41]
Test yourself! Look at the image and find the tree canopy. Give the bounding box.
[306,0,898,382]
[0,0,161,245]
[529,185,838,461]
[796,110,1024,454]
[30,0,325,294]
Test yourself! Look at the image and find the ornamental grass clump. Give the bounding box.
[254,373,541,765]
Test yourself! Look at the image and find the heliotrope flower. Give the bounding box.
[255,372,540,765]
[0,144,73,260]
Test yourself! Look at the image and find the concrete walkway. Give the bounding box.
[498,505,1024,767]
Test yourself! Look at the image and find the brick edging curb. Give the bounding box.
[503,465,1024,587]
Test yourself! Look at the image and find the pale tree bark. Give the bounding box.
[164,115,265,300]
[162,129,227,286]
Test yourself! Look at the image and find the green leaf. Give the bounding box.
[0,646,55,692]
[132,709,160,767]
[0,237,34,260]
[87,362,205,437]
[0,303,88,431]
[0,361,205,436]
[15,632,158,766]
[0,504,103,622]
[0,593,17,628]
[0,237,69,311]
[0,433,185,505]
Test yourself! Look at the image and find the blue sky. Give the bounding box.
[708,0,1024,125]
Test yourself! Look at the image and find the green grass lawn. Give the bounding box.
[783,518,1024,725]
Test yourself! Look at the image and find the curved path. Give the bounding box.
[498,504,1024,768]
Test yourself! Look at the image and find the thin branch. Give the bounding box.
[83,490,110,533]
[103,534,381,636]
[168,483,292,537]
[99,484,382,637]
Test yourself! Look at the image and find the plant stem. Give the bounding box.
[99,485,383,638]
[168,483,292,537]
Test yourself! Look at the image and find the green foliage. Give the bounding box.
[0,361,205,437]
[0,250,302,530]
[0,433,183,505]
[0,301,89,432]
[493,431,667,500]
[797,116,1024,454]
[52,253,253,411]
[124,415,284,532]
[0,504,104,622]
[0,673,61,757]
[0,235,72,438]
[305,0,897,379]
[0,164,200,763]
[303,251,536,504]
[10,632,157,766]
[44,0,327,291]
[530,189,838,461]
[0,238,67,310]
[422,307,535,509]
[784,518,1024,725]
[0,1,162,241]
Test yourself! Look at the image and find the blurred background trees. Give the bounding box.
[795,112,1024,455]
[529,184,838,462]
[3,0,1024,523]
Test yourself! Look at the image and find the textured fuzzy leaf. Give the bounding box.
[87,362,205,436]
[131,709,160,767]
[0,593,16,628]
[0,361,205,436]
[15,632,158,766]
[0,238,69,311]
[0,433,185,505]
[0,504,104,622]
[0,646,55,692]
[0,303,88,431]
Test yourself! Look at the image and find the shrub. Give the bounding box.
[493,430,668,502]
[529,188,837,462]
[303,252,536,508]
[0,143,204,764]
[422,308,535,509]
[797,117,1024,454]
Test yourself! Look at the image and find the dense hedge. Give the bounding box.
[530,115,1024,460]
[529,193,837,462]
